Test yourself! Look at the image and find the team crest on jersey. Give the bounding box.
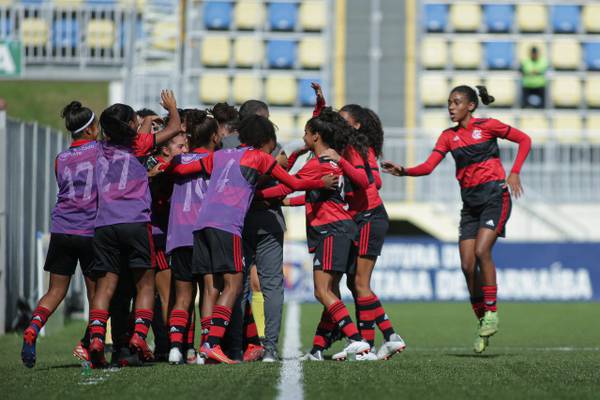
[472,129,482,140]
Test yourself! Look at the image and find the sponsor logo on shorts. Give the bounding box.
[486,219,495,227]
[314,259,321,267]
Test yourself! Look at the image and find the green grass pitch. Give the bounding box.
[1,303,599,400]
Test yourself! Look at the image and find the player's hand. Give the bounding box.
[160,89,177,111]
[321,173,339,189]
[311,82,324,100]
[282,198,291,207]
[506,173,523,199]
[321,148,341,162]
[381,160,405,176]
[148,163,164,178]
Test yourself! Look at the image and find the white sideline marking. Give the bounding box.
[408,347,600,352]
[277,302,303,400]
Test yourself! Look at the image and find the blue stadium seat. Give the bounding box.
[483,4,514,33]
[53,18,79,48]
[551,5,580,33]
[485,41,514,69]
[0,17,12,38]
[267,40,296,69]
[87,0,117,5]
[268,2,297,31]
[203,1,232,30]
[424,4,448,32]
[298,78,319,106]
[21,0,44,4]
[584,42,600,70]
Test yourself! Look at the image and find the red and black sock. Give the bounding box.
[243,303,261,347]
[89,309,109,341]
[482,286,497,312]
[327,300,362,342]
[372,295,395,341]
[200,317,211,347]
[356,296,377,347]
[207,305,232,348]
[470,296,485,319]
[311,309,335,353]
[186,312,195,349]
[168,309,189,351]
[25,306,51,339]
[133,309,153,340]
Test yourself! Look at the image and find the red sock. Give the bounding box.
[470,296,485,319]
[311,309,335,352]
[356,296,377,347]
[133,309,153,339]
[89,309,109,341]
[207,305,232,348]
[327,300,362,341]
[168,309,188,350]
[482,286,497,312]
[26,306,51,338]
[244,303,260,346]
[186,312,195,348]
[200,317,211,346]
[372,295,395,341]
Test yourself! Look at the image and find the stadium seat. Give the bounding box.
[117,0,146,10]
[483,74,517,107]
[449,3,481,32]
[1,14,13,38]
[516,4,547,32]
[421,37,447,69]
[298,78,319,106]
[517,38,547,63]
[265,75,297,105]
[551,113,583,143]
[551,5,580,33]
[585,75,600,108]
[21,0,44,4]
[52,18,79,48]
[87,0,118,6]
[449,74,481,91]
[424,3,448,32]
[199,73,229,104]
[55,0,84,7]
[584,42,600,70]
[295,110,314,132]
[420,75,448,107]
[299,0,326,31]
[483,4,514,33]
[518,112,549,141]
[485,111,516,127]
[585,114,600,140]
[233,36,263,67]
[21,18,48,46]
[551,38,581,70]
[267,40,296,69]
[268,2,297,31]
[298,37,324,69]
[151,20,177,51]
[86,19,116,48]
[201,36,231,67]
[232,74,263,104]
[451,38,481,69]
[421,111,450,137]
[234,1,265,30]
[485,41,514,70]
[582,4,600,33]
[203,1,233,30]
[551,76,582,108]
[270,111,296,140]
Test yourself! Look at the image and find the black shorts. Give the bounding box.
[354,204,389,257]
[44,233,95,277]
[153,234,170,271]
[459,189,512,241]
[193,228,245,275]
[170,246,194,282]
[93,222,156,275]
[312,235,357,274]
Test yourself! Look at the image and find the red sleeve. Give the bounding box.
[372,167,382,189]
[258,161,321,198]
[504,126,531,174]
[286,150,302,171]
[433,131,450,155]
[270,163,325,191]
[132,132,155,157]
[404,151,445,176]
[288,195,306,206]
[167,153,213,176]
[54,156,58,180]
[313,95,325,117]
[338,157,369,189]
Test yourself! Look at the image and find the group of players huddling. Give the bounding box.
[21,82,530,368]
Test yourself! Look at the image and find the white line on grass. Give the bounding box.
[277,301,303,400]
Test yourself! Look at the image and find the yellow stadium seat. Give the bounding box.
[234,1,266,30]
[270,111,296,141]
[233,36,264,67]
[421,37,447,69]
[516,3,547,32]
[584,114,600,142]
[151,21,177,52]
[0,0,12,5]
[420,75,449,107]
[298,37,324,69]
[449,3,481,32]
[519,112,549,142]
[483,74,517,107]
[517,38,547,63]
[201,36,231,67]
[22,18,48,47]
[54,0,84,7]
[582,4,600,33]
[86,20,116,48]
[296,111,314,132]
[483,111,516,127]
[551,76,582,108]
[199,74,229,104]
[118,0,146,10]
[551,113,584,143]
[551,38,581,70]
[299,1,326,31]
[449,74,482,91]
[266,75,297,105]
[421,111,451,137]
[232,74,263,104]
[451,38,481,69]
[585,75,600,108]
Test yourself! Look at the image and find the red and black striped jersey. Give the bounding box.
[341,146,383,215]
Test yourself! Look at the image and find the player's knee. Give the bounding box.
[474,246,492,262]
[353,279,371,296]
[460,260,476,275]
[313,287,327,304]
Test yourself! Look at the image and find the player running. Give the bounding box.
[382,85,531,353]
